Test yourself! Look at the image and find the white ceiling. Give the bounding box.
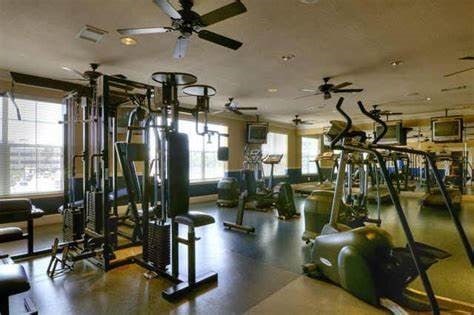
[0,0,473,126]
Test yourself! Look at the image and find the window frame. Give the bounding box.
[301,136,320,175]
[0,96,64,197]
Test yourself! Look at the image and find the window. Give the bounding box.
[149,119,228,182]
[301,136,320,174]
[261,132,288,176]
[0,96,64,196]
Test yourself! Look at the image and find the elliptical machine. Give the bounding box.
[303,98,473,314]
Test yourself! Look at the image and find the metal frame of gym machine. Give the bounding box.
[331,97,473,314]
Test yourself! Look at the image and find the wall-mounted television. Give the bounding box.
[375,121,407,145]
[431,117,463,143]
[246,122,268,144]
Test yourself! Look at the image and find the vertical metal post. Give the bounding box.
[188,227,196,285]
[172,221,179,277]
[99,75,111,270]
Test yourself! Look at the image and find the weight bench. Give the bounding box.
[0,199,45,256]
[0,251,37,315]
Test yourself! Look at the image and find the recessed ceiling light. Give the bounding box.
[268,88,278,93]
[281,54,295,61]
[426,97,432,101]
[390,60,403,67]
[121,36,137,46]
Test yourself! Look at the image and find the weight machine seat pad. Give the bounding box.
[0,227,24,242]
[0,264,30,297]
[174,211,215,227]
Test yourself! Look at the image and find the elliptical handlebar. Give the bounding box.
[357,101,387,144]
[330,97,350,149]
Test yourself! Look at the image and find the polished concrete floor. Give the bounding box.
[3,195,474,314]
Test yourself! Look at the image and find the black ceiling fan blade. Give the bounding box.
[444,67,474,77]
[117,27,173,36]
[173,36,189,59]
[332,82,352,90]
[231,109,244,115]
[333,88,364,93]
[235,107,258,110]
[198,30,242,50]
[294,92,322,100]
[200,1,247,26]
[153,0,182,19]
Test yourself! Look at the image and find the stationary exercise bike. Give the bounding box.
[303,98,473,314]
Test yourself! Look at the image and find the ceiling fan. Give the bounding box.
[62,63,126,82]
[117,0,247,59]
[0,90,21,120]
[444,56,474,77]
[295,77,364,100]
[369,105,402,121]
[212,97,257,115]
[292,114,314,126]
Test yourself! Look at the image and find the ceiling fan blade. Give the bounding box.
[173,36,189,59]
[441,85,468,92]
[231,109,243,115]
[62,66,86,79]
[117,27,173,36]
[198,30,242,50]
[235,107,258,110]
[210,110,226,115]
[153,0,182,19]
[294,92,322,100]
[333,88,364,93]
[111,74,127,79]
[444,67,474,77]
[332,82,352,90]
[200,1,247,26]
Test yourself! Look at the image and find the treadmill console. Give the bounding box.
[263,154,283,165]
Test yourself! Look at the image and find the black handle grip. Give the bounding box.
[357,101,387,144]
[330,97,350,149]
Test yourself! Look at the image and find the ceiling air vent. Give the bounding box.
[76,25,108,43]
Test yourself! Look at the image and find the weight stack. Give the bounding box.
[146,223,171,272]
[86,191,103,233]
[63,208,84,242]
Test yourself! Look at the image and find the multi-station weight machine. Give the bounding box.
[50,72,224,300]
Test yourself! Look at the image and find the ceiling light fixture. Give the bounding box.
[121,36,138,46]
[268,88,278,93]
[300,88,316,92]
[390,60,403,67]
[281,54,295,61]
[426,97,432,101]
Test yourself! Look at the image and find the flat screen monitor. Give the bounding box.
[246,123,268,144]
[431,117,463,143]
